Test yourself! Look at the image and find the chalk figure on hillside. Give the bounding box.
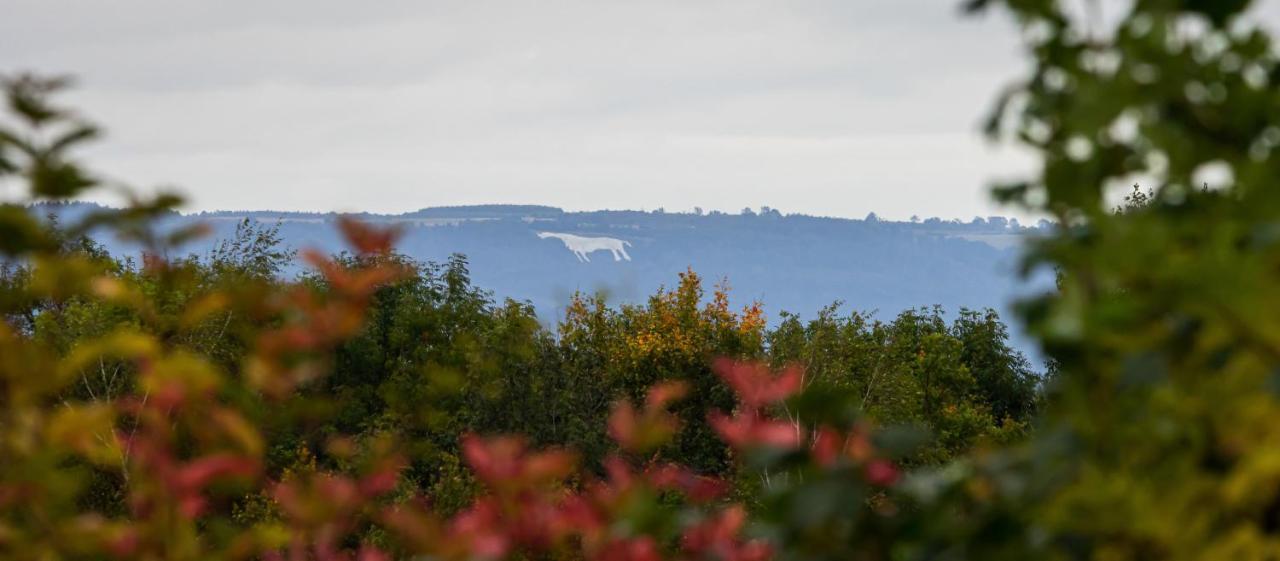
[537,232,632,262]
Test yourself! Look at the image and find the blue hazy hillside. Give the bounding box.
[48,203,1049,339]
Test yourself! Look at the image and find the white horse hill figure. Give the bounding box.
[537,232,632,262]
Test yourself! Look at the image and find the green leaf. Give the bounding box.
[48,124,100,154]
[2,73,73,127]
[0,204,52,255]
[29,158,96,198]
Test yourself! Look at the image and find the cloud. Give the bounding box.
[5,0,1053,219]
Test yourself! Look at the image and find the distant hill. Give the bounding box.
[38,203,1052,349]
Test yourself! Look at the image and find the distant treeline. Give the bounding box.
[36,201,1048,234]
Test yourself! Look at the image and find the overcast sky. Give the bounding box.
[0,1,1193,219]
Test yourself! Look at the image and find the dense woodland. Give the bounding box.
[5,0,1280,559]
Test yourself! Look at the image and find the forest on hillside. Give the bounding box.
[5,0,1280,559]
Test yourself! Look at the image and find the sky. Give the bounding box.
[0,1,1180,220]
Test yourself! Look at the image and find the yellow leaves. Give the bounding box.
[59,330,158,385]
[46,403,122,466]
[0,325,61,404]
[89,276,152,318]
[625,325,694,359]
[243,356,277,397]
[89,276,128,299]
[0,521,14,550]
[709,281,732,317]
[564,293,590,321]
[245,349,325,399]
[1223,446,1280,508]
[1216,395,1280,509]
[739,302,767,337]
[675,268,704,312]
[1198,526,1280,561]
[245,523,294,553]
[616,270,767,365]
[179,292,230,329]
[28,254,100,301]
[141,351,224,401]
[61,330,227,408]
[558,292,613,344]
[207,407,264,458]
[3,407,45,457]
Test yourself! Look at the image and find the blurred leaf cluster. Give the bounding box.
[964,0,1280,558]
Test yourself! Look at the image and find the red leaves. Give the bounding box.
[250,247,408,398]
[709,360,804,451]
[813,426,874,467]
[387,435,582,560]
[812,426,841,467]
[683,505,773,561]
[273,459,404,528]
[171,453,259,518]
[270,460,406,561]
[609,381,688,454]
[274,474,359,524]
[646,380,690,409]
[302,249,407,303]
[813,427,900,487]
[116,391,263,522]
[378,500,451,557]
[358,462,401,497]
[391,430,743,561]
[432,489,581,560]
[172,454,258,492]
[449,435,579,556]
[247,219,407,398]
[593,537,663,561]
[355,546,390,561]
[461,434,577,491]
[102,525,140,558]
[864,459,900,487]
[646,463,729,503]
[710,361,900,492]
[713,359,802,408]
[447,499,515,559]
[337,216,401,257]
[709,411,802,449]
